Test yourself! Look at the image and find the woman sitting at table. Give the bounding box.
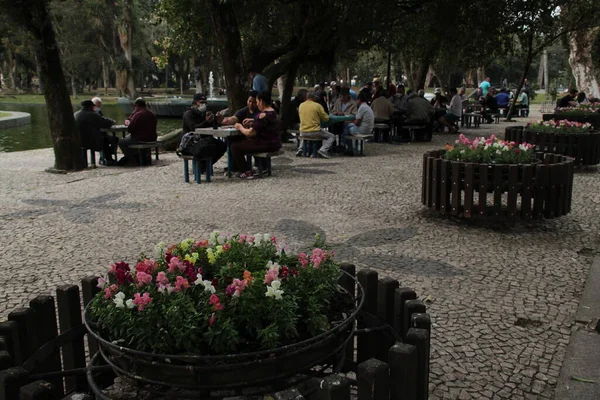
[233,91,282,179]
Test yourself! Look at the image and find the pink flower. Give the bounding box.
[104,288,112,299]
[135,259,158,275]
[271,236,277,243]
[227,278,248,297]
[239,234,247,243]
[209,294,224,311]
[133,292,152,311]
[194,240,208,248]
[222,243,231,251]
[264,268,279,285]
[167,256,183,273]
[136,271,153,286]
[246,235,255,243]
[209,313,216,326]
[97,277,107,289]
[174,276,190,292]
[156,271,169,286]
[310,248,328,269]
[298,253,309,268]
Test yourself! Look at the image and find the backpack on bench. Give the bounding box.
[176,132,226,163]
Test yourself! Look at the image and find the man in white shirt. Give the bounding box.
[439,87,462,133]
[341,92,374,155]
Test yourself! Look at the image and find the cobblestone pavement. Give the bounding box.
[1,112,599,399]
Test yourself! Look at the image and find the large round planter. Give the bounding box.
[542,113,600,129]
[505,126,600,167]
[422,150,574,220]
[84,272,363,394]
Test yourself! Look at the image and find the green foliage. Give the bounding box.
[88,233,348,355]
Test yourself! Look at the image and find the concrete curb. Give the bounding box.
[554,242,600,399]
[0,111,32,128]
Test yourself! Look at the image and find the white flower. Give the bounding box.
[266,260,281,271]
[496,150,502,155]
[263,233,271,243]
[265,280,284,300]
[154,241,167,256]
[254,233,263,245]
[113,292,126,308]
[208,231,220,246]
[126,299,135,309]
[194,273,216,293]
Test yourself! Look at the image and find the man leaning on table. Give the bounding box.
[219,90,259,128]
[118,98,157,166]
[342,92,374,156]
[296,91,336,159]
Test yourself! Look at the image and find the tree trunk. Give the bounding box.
[280,62,298,137]
[277,75,285,101]
[205,0,247,111]
[114,0,137,98]
[102,58,109,96]
[424,66,435,89]
[28,0,83,170]
[568,27,600,98]
[71,73,77,99]
[476,67,486,85]
[506,34,534,121]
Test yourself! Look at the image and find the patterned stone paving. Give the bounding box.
[0,112,598,399]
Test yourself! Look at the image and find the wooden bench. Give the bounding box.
[248,150,285,177]
[373,123,391,143]
[180,155,212,184]
[347,134,373,155]
[129,141,162,165]
[402,125,431,142]
[462,113,482,128]
[298,136,323,157]
[491,113,501,124]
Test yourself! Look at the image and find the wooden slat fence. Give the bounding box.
[0,266,432,400]
[422,150,574,220]
[505,126,600,167]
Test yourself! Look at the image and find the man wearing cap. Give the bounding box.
[118,98,157,165]
[74,100,117,165]
[182,93,214,133]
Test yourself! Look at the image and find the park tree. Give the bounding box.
[0,0,84,171]
[568,27,600,98]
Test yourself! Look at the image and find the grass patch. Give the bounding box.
[0,111,11,118]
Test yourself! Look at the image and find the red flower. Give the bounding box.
[281,266,289,279]
[211,278,219,289]
[291,269,298,277]
[184,266,196,281]
[165,252,173,264]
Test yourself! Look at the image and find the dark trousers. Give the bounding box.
[118,134,140,160]
[231,139,281,172]
[103,135,119,160]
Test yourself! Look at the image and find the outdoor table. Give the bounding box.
[101,125,129,139]
[195,127,242,178]
[323,114,355,127]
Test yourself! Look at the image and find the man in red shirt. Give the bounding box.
[118,98,157,165]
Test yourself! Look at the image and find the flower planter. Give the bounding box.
[84,271,362,393]
[505,126,600,167]
[421,150,574,220]
[542,113,600,129]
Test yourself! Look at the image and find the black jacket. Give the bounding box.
[182,107,211,133]
[74,108,115,151]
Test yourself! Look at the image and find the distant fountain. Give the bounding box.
[208,71,215,99]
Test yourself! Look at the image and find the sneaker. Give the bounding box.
[317,150,330,159]
[295,148,303,157]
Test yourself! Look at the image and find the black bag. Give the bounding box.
[176,133,226,163]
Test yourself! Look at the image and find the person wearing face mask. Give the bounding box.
[182,93,214,133]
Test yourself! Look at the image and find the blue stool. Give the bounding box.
[181,156,212,184]
[300,137,322,157]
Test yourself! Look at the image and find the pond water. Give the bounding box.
[0,103,182,152]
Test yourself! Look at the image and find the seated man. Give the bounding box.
[331,87,358,116]
[405,90,434,126]
[288,89,308,130]
[220,90,259,128]
[516,89,529,116]
[431,88,449,121]
[481,91,499,123]
[438,88,461,133]
[341,92,374,155]
[495,88,510,115]
[118,98,157,165]
[390,85,409,127]
[182,93,214,133]
[557,88,577,108]
[296,91,335,158]
[74,100,117,165]
[371,90,394,122]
